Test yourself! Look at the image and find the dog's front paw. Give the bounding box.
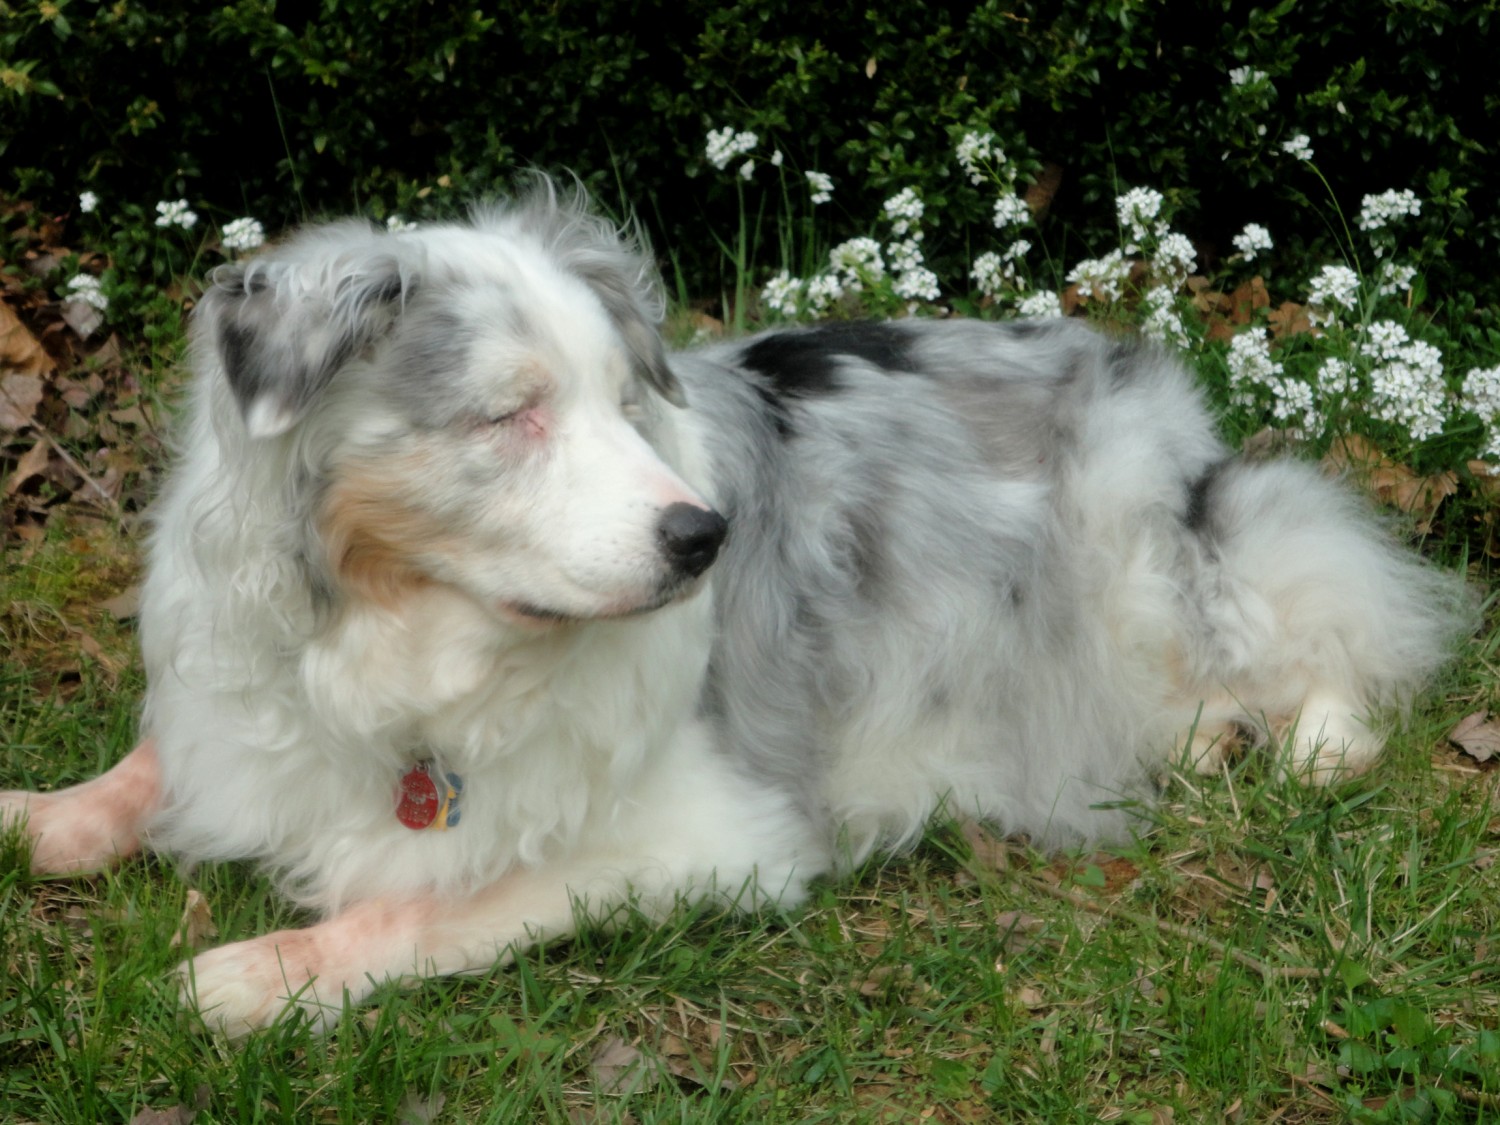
[1280,696,1382,786]
[0,789,116,875]
[180,930,351,1037]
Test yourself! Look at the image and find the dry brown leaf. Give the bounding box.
[1,372,45,431]
[1023,162,1064,221]
[591,1035,665,1095]
[1268,300,1313,339]
[0,301,53,379]
[100,585,142,621]
[171,888,218,949]
[1227,277,1270,325]
[1324,435,1457,531]
[959,816,1009,872]
[396,1090,446,1125]
[4,439,51,495]
[128,1107,195,1125]
[1449,711,1500,764]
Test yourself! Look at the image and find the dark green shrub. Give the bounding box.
[1,0,1495,303]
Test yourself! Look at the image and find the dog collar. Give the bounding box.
[395,759,464,830]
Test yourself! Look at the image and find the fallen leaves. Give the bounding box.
[1323,435,1458,533]
[1448,711,1500,764]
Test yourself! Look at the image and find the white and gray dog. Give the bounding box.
[1,184,1467,1034]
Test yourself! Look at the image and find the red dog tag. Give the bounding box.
[396,762,441,829]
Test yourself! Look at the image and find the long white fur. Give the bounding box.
[0,184,1470,1035]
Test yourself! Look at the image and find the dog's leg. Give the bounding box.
[0,738,161,874]
[181,858,638,1037]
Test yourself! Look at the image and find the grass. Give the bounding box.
[3,520,1498,1123]
[3,335,1500,1124]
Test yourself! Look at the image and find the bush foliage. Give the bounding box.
[2,0,1496,300]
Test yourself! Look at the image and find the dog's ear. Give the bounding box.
[201,247,413,439]
[572,259,685,408]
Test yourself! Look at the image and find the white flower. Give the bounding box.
[1225,328,1283,405]
[705,127,758,171]
[1140,286,1189,349]
[1354,322,1448,442]
[761,270,802,317]
[806,171,834,205]
[829,237,885,290]
[992,194,1030,231]
[78,190,99,214]
[1151,231,1197,286]
[1268,375,1318,431]
[1377,261,1417,297]
[770,150,784,167]
[971,251,1006,298]
[1228,66,1268,86]
[1357,189,1421,232]
[1360,319,1411,362]
[885,238,925,275]
[882,188,924,237]
[805,274,843,314]
[64,273,108,311]
[1016,290,1063,319]
[1232,223,1273,261]
[221,217,266,253]
[154,198,198,230]
[956,131,1000,185]
[1306,263,1359,326]
[1117,187,1165,249]
[893,265,940,302]
[1281,134,1314,161]
[1066,249,1131,303]
[739,160,755,182]
[1318,357,1356,399]
[385,215,418,233]
[1462,365,1500,418]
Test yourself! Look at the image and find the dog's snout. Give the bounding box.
[657,503,728,578]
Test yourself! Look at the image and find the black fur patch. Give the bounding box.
[740,321,913,400]
[1184,460,1230,533]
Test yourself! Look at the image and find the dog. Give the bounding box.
[0,183,1468,1035]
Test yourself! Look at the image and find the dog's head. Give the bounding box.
[194,183,725,625]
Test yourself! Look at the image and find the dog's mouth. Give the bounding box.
[499,573,709,630]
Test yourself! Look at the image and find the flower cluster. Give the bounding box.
[78,190,99,214]
[1066,250,1131,303]
[1140,287,1190,350]
[154,199,198,230]
[1357,189,1421,232]
[385,215,418,234]
[1462,366,1500,459]
[706,127,758,171]
[1306,264,1360,326]
[1357,320,1448,442]
[956,131,1000,186]
[64,273,108,312]
[882,188,924,237]
[221,217,266,253]
[1228,66,1269,87]
[1281,134,1314,161]
[806,171,833,205]
[1232,223,1273,261]
[1117,187,1166,251]
[1016,291,1063,319]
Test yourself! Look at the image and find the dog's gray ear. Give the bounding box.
[202,250,413,439]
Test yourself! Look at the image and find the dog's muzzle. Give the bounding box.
[657,503,729,579]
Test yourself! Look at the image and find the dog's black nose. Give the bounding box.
[657,503,728,578]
